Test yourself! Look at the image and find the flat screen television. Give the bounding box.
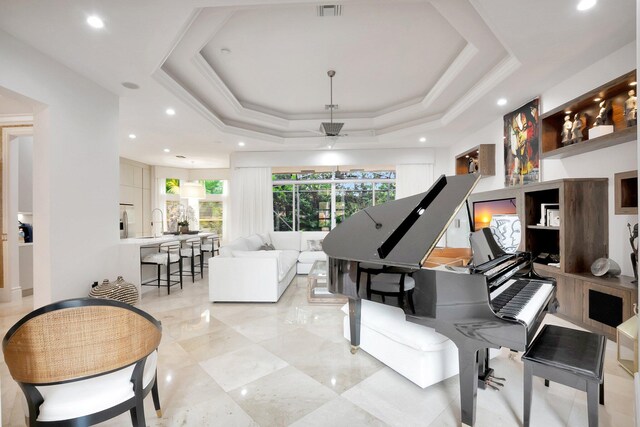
[472,198,517,231]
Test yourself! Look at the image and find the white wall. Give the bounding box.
[445,42,638,276]
[18,136,33,213]
[231,148,435,168]
[0,29,119,306]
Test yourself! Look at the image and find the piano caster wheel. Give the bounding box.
[350,345,360,354]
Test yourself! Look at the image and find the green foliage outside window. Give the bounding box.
[199,201,223,238]
[201,180,224,195]
[272,170,395,231]
[166,178,180,195]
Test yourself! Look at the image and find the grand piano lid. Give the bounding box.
[323,173,480,269]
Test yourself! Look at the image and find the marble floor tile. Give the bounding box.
[0,271,636,427]
[177,324,255,362]
[228,366,337,426]
[199,343,289,392]
[290,396,389,427]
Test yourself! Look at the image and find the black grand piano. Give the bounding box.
[323,174,556,427]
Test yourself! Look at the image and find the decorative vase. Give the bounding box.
[89,276,139,305]
[631,253,638,284]
[180,225,189,234]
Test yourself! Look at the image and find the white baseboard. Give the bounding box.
[10,286,22,301]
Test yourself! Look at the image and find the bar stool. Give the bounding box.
[140,241,182,294]
[200,235,220,269]
[179,237,203,282]
[522,324,606,427]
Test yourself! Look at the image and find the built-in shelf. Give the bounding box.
[541,70,637,159]
[527,225,560,230]
[455,144,495,177]
[541,126,636,159]
[615,170,638,215]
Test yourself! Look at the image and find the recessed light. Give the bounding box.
[465,155,470,158]
[221,48,232,55]
[630,82,637,86]
[128,134,136,139]
[163,148,170,153]
[121,82,140,90]
[497,98,507,106]
[577,0,597,11]
[238,142,245,147]
[419,137,426,143]
[86,15,104,29]
[165,108,176,116]
[594,97,602,102]
[565,110,572,115]
[327,144,333,149]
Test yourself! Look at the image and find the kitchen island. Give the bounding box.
[119,233,216,295]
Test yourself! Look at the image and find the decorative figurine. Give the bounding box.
[571,113,583,143]
[593,100,612,126]
[625,89,637,127]
[628,223,638,283]
[468,157,478,174]
[561,115,572,145]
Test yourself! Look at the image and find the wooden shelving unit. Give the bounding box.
[455,144,495,177]
[615,170,638,215]
[469,178,634,341]
[540,70,637,159]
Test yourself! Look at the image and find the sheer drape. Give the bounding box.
[229,167,274,240]
[395,164,435,199]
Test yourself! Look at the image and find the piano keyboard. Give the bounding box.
[490,279,554,327]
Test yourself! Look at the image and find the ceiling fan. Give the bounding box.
[306,70,375,143]
[320,70,344,137]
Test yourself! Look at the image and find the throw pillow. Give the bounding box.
[259,243,276,251]
[307,239,323,251]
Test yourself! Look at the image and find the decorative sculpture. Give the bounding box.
[628,223,638,284]
[468,157,478,174]
[561,115,573,145]
[625,89,637,127]
[571,113,583,144]
[593,100,612,127]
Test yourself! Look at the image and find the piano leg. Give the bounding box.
[348,298,361,354]
[458,348,479,427]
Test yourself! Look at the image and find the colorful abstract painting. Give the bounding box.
[504,98,540,186]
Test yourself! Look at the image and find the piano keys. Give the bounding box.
[323,174,556,427]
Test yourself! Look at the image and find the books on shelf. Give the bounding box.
[539,203,559,226]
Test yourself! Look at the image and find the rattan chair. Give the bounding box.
[3,298,162,426]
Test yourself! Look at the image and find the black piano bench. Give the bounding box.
[522,325,606,427]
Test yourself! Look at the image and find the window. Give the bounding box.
[201,180,224,195]
[162,178,226,238]
[199,201,223,236]
[272,169,395,231]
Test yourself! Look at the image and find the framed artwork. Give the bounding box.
[504,98,540,186]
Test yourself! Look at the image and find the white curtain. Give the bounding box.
[229,167,274,240]
[395,164,435,199]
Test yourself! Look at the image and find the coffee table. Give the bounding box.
[307,260,348,304]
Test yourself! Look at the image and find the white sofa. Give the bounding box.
[209,231,328,302]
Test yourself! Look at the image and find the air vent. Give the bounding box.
[176,155,186,159]
[325,104,338,110]
[317,5,342,16]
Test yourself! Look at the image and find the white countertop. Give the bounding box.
[119,232,216,246]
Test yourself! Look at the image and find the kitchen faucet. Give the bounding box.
[151,208,164,237]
